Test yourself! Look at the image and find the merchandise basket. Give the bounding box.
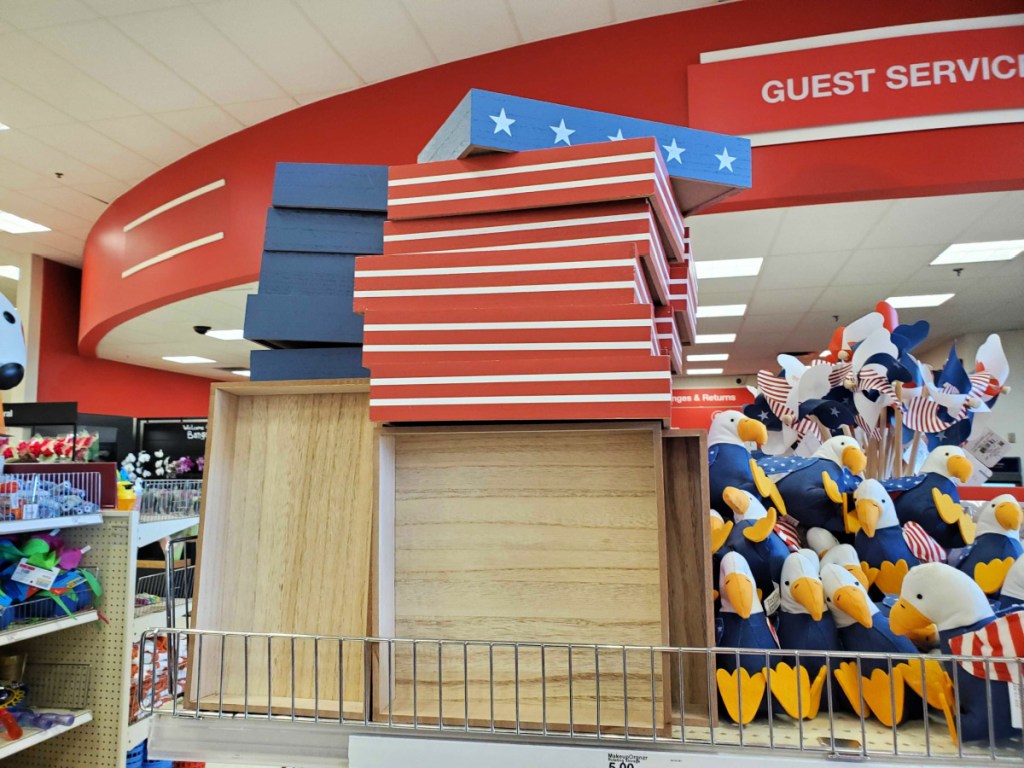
[135,565,195,624]
[135,628,1024,765]
[0,566,101,632]
[136,479,202,524]
[0,471,102,524]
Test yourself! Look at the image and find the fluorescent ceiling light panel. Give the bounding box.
[0,122,9,131]
[162,355,215,364]
[0,210,49,234]
[206,328,245,341]
[0,266,20,281]
[931,240,1024,265]
[695,333,737,344]
[885,293,954,308]
[687,368,725,375]
[232,369,251,377]
[694,258,763,279]
[687,353,729,362]
[696,304,747,318]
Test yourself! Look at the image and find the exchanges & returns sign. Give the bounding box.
[688,21,1024,143]
[671,388,755,430]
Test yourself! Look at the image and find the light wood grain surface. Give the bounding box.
[190,383,376,714]
[379,424,670,731]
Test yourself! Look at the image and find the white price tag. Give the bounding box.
[11,559,58,590]
[603,751,686,768]
[1010,682,1022,729]
[21,503,39,520]
[763,584,781,615]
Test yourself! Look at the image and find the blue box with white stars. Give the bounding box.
[419,89,751,215]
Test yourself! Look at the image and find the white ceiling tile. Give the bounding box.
[0,0,97,29]
[0,130,122,186]
[402,0,520,63]
[756,251,847,290]
[30,20,212,113]
[612,0,703,23]
[25,229,86,257]
[221,97,300,127]
[832,245,934,286]
[771,200,891,255]
[112,6,287,103]
[859,192,1004,249]
[87,114,197,165]
[0,76,73,128]
[508,0,613,42]
[697,276,758,297]
[748,287,822,316]
[955,191,1024,243]
[0,32,142,121]
[688,207,782,260]
[199,0,362,94]
[70,179,130,204]
[20,185,108,220]
[32,122,161,182]
[0,187,92,229]
[0,157,62,190]
[153,106,244,145]
[83,0,189,14]
[811,284,895,315]
[740,314,800,335]
[296,0,436,84]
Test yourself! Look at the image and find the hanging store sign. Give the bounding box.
[688,17,1024,145]
[671,387,755,430]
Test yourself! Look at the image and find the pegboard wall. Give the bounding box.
[19,512,136,768]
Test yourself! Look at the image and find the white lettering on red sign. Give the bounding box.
[761,54,1024,103]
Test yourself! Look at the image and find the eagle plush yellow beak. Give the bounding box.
[842,445,867,475]
[947,454,972,484]
[889,597,933,637]
[855,498,882,538]
[723,486,750,517]
[846,564,872,592]
[723,573,755,619]
[738,417,768,447]
[995,500,1023,532]
[832,585,873,628]
[790,577,824,621]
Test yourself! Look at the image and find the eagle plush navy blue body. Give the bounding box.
[856,527,919,590]
[959,535,1024,596]
[718,612,776,674]
[709,443,762,515]
[888,474,963,548]
[777,610,838,676]
[723,521,790,601]
[776,460,847,533]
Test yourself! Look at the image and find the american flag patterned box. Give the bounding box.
[368,354,672,423]
[353,243,651,313]
[387,138,688,264]
[654,306,683,374]
[382,199,671,305]
[668,261,697,343]
[361,304,659,367]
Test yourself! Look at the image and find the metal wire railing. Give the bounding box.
[136,479,202,522]
[0,471,102,523]
[135,628,1024,764]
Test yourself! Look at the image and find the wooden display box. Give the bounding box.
[188,379,377,719]
[373,423,714,732]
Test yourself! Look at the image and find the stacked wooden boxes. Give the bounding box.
[354,138,695,424]
[244,162,386,381]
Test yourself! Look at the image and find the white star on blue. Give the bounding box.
[715,147,736,172]
[608,129,625,141]
[550,119,575,146]
[662,138,685,163]
[758,410,770,422]
[489,108,515,135]
[829,407,840,417]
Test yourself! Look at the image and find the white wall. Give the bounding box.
[919,330,1024,459]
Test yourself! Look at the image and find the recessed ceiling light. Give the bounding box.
[695,333,737,344]
[232,369,251,377]
[0,266,20,281]
[931,240,1024,265]
[885,293,954,308]
[0,210,49,234]
[693,258,763,279]
[696,304,747,318]
[0,122,9,131]
[687,368,725,375]
[687,353,729,362]
[163,355,216,364]
[206,328,245,341]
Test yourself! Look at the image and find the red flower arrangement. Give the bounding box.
[0,433,97,463]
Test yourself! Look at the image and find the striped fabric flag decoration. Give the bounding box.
[901,521,946,563]
[353,244,651,313]
[903,394,953,434]
[362,305,659,366]
[949,611,1024,683]
[654,306,683,374]
[388,138,689,260]
[774,514,802,553]
[757,370,795,421]
[368,355,673,423]
[382,200,674,305]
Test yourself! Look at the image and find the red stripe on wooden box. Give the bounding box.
[668,261,697,343]
[382,200,670,304]
[362,304,658,366]
[387,139,687,264]
[353,244,649,313]
[368,355,672,423]
[655,306,683,374]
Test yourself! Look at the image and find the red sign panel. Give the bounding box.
[671,387,755,430]
[688,26,1024,135]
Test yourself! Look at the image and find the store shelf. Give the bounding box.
[0,513,104,537]
[135,515,199,548]
[0,610,99,648]
[0,710,92,759]
[127,716,150,751]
